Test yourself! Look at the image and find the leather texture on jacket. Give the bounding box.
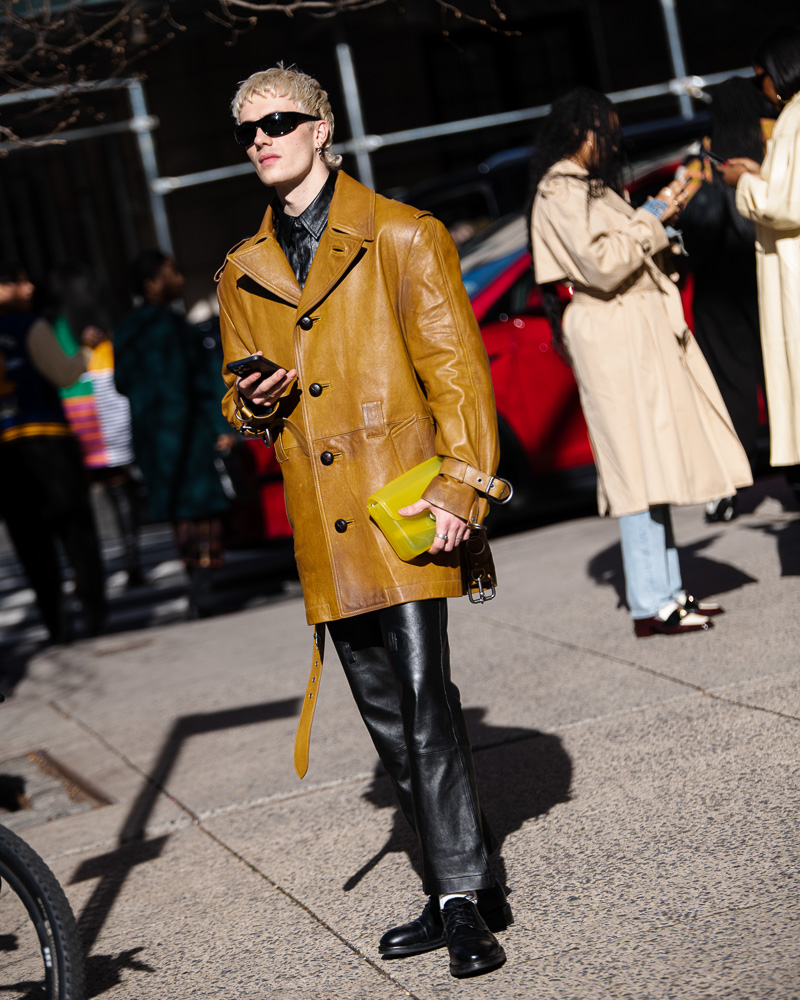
[217,171,499,625]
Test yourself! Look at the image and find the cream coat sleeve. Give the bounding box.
[532,174,670,294]
[735,115,800,230]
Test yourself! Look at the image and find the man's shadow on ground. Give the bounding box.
[343,708,572,894]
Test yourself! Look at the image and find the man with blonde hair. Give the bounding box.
[217,65,511,978]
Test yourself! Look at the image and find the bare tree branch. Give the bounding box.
[0,1,182,146]
[0,0,515,147]
[215,0,515,32]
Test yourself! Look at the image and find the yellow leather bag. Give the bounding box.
[367,456,443,561]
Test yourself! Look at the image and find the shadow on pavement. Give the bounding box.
[747,518,800,576]
[62,697,300,997]
[0,640,46,697]
[586,535,758,610]
[342,707,572,896]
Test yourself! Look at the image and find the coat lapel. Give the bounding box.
[226,172,375,314]
[228,205,302,307]
[298,171,375,316]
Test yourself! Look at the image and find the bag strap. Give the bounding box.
[439,457,512,503]
[293,624,325,778]
[463,527,498,603]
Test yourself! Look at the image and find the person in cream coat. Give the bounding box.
[721,25,800,487]
[529,88,752,637]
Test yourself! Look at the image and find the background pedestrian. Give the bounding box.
[48,262,145,587]
[528,88,752,637]
[0,260,107,641]
[114,250,238,617]
[719,24,800,505]
[677,77,773,521]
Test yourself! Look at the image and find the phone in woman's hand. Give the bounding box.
[703,149,728,166]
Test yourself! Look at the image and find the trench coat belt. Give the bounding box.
[439,457,512,502]
[294,624,326,779]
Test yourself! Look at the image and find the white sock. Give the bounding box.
[439,892,477,909]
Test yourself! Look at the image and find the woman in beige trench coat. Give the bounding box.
[720,26,800,496]
[529,88,752,637]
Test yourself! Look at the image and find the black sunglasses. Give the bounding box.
[234,111,320,147]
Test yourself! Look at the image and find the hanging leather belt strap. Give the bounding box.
[294,624,325,778]
[280,418,310,457]
[439,458,513,503]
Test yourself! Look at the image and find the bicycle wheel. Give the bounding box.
[0,823,86,1000]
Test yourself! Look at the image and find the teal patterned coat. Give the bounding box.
[114,304,231,523]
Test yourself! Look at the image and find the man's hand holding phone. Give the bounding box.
[227,352,297,410]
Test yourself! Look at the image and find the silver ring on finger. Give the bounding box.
[436,533,448,540]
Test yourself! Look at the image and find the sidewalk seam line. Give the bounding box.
[462,617,800,723]
[199,825,423,1000]
[47,699,423,999]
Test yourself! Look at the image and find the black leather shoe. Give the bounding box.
[378,884,512,958]
[379,897,444,957]
[442,897,506,978]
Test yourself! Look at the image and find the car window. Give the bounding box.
[482,269,539,325]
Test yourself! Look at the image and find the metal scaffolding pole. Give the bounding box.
[0,78,173,257]
[126,80,174,256]
[659,0,693,119]
[335,41,375,190]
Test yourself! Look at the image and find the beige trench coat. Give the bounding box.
[217,171,499,625]
[736,91,800,467]
[531,160,752,517]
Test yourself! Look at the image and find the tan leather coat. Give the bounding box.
[532,160,752,517]
[218,171,499,625]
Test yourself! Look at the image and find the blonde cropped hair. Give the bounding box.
[232,64,342,169]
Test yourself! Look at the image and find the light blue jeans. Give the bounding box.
[618,505,683,619]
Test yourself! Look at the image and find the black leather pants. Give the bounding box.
[327,598,496,895]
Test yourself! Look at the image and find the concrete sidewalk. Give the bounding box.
[2,474,798,999]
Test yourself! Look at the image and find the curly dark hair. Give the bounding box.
[524,87,625,363]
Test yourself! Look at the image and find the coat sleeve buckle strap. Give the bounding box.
[439,457,513,504]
